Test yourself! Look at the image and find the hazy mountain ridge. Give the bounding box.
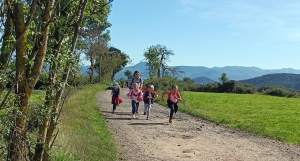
[238,73,300,90]
[80,62,300,83]
[192,76,216,84]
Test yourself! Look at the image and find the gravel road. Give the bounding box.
[97,88,300,161]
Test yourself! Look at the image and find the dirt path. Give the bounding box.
[97,88,300,161]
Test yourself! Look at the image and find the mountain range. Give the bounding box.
[80,62,300,84]
[239,73,300,90]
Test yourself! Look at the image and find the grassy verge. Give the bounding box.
[52,84,118,161]
[156,91,300,145]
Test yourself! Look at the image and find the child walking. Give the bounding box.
[162,84,182,123]
[128,83,143,118]
[143,85,158,120]
[111,81,122,114]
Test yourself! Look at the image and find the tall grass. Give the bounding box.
[52,84,118,161]
[157,91,300,145]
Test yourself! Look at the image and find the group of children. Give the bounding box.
[110,71,182,123]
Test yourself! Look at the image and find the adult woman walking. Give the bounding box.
[129,70,143,89]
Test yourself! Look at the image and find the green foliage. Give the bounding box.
[144,73,299,98]
[95,47,131,81]
[0,90,46,160]
[219,73,228,84]
[234,83,257,94]
[68,74,90,87]
[143,76,195,92]
[109,47,131,80]
[124,70,132,80]
[143,44,174,78]
[35,72,48,89]
[263,86,300,97]
[0,0,114,159]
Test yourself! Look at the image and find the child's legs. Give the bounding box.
[113,99,117,110]
[147,104,152,117]
[144,103,148,113]
[131,100,137,114]
[144,103,150,114]
[167,99,175,120]
[136,102,140,112]
[174,103,178,114]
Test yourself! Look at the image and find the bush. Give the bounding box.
[264,87,299,97]
[234,83,257,94]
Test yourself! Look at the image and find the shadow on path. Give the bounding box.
[128,122,168,126]
[115,112,131,116]
[106,117,132,120]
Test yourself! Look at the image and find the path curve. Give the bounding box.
[97,88,300,161]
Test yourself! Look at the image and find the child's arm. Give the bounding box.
[177,92,182,101]
[143,92,148,100]
[161,92,168,101]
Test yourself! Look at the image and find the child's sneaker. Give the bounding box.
[169,119,172,123]
[146,117,149,120]
[132,114,135,118]
[143,112,146,115]
[112,110,115,114]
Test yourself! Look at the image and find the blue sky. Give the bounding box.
[107,0,300,69]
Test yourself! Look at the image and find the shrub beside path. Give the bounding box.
[97,88,300,161]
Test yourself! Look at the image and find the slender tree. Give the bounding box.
[109,47,130,81]
[143,44,177,78]
[84,25,111,83]
[95,47,130,81]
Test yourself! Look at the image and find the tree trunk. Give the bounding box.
[0,9,14,95]
[43,0,89,160]
[162,64,165,78]
[32,1,56,160]
[157,51,164,78]
[157,68,161,78]
[8,3,28,160]
[90,56,95,83]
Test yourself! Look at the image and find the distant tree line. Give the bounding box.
[190,73,300,97]
[142,73,300,98]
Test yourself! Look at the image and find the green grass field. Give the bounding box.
[157,91,300,145]
[1,86,117,160]
[52,84,118,161]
